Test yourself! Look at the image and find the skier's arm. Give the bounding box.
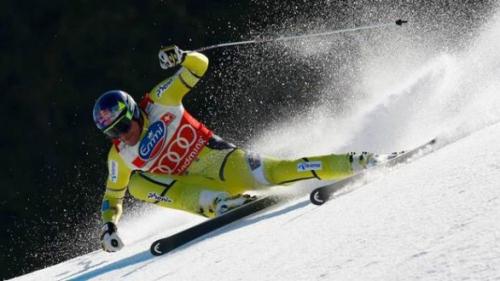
[101,147,132,224]
[150,46,209,106]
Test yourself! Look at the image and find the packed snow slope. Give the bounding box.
[14,4,500,281]
[13,122,500,281]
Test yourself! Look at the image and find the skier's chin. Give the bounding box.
[122,136,140,146]
[121,131,140,146]
[119,121,141,146]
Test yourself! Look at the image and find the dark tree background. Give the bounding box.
[0,0,493,279]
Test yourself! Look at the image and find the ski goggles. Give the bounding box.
[102,110,134,138]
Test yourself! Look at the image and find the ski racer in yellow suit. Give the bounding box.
[93,45,382,252]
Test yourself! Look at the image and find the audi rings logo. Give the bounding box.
[151,123,206,174]
[139,121,167,161]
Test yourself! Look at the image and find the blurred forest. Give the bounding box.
[0,0,493,279]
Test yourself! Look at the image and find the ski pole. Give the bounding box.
[195,19,407,52]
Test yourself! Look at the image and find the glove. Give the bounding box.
[158,45,185,69]
[100,222,124,252]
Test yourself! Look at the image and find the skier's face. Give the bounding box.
[119,119,141,146]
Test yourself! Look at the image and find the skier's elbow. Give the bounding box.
[182,52,209,77]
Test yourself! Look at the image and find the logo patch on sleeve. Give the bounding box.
[101,200,111,211]
[109,160,118,183]
[297,161,323,172]
[148,192,173,203]
[155,78,174,98]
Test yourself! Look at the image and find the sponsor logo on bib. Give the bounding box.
[139,121,167,161]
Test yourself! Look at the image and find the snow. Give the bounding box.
[14,122,500,281]
[12,6,500,281]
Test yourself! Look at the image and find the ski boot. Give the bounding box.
[349,151,403,172]
[214,194,257,216]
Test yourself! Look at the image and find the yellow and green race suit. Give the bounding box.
[101,51,357,223]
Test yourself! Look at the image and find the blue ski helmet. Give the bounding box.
[92,90,140,138]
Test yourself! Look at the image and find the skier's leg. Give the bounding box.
[262,154,354,184]
[178,146,379,193]
[262,151,391,184]
[127,172,253,217]
[221,150,376,187]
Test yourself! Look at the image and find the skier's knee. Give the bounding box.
[246,152,273,186]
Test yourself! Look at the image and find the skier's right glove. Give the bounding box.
[100,222,124,253]
[158,45,185,69]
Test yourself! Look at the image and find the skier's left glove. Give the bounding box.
[158,45,186,69]
[100,222,124,253]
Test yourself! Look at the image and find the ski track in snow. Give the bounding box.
[12,6,500,281]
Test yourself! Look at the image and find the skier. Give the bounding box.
[94,45,384,252]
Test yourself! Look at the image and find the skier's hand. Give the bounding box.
[159,45,185,69]
[100,222,124,252]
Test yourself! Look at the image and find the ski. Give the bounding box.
[310,138,437,205]
[150,194,284,256]
[150,139,436,256]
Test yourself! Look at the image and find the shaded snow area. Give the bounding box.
[13,4,500,281]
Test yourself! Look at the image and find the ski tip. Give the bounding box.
[150,241,164,256]
[310,189,326,205]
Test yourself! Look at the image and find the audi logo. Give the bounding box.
[151,124,206,174]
